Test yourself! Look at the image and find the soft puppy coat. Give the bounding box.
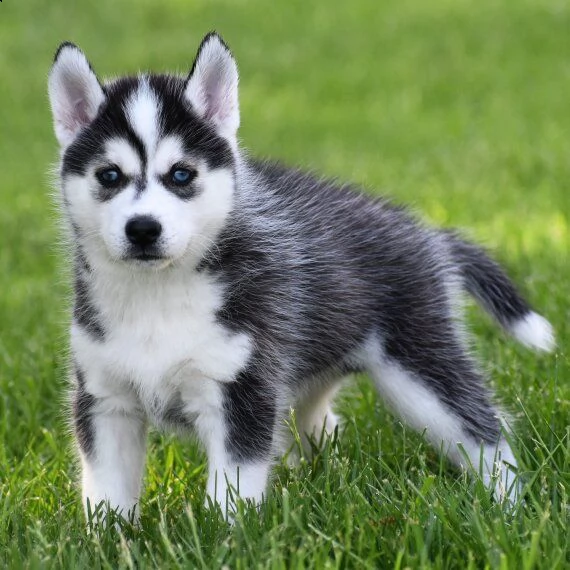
[48,32,555,520]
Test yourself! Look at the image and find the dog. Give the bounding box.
[48,32,555,522]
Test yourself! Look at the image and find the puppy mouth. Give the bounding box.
[124,246,170,264]
[133,252,163,261]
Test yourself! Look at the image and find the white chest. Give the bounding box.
[71,269,252,415]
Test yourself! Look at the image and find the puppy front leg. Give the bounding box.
[72,381,147,522]
[197,373,276,517]
[205,447,272,516]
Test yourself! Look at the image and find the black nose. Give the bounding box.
[125,216,162,246]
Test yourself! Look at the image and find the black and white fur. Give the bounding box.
[48,33,555,521]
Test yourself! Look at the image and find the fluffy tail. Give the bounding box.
[445,231,555,352]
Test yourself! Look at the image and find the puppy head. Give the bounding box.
[48,33,240,270]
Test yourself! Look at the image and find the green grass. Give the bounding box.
[0,0,568,567]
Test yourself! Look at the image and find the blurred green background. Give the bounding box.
[0,0,568,567]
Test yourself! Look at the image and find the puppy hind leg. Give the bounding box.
[365,334,519,504]
[294,382,341,456]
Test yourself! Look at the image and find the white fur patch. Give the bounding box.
[511,312,555,352]
[126,81,159,154]
[72,269,252,400]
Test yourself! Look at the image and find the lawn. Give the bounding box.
[0,0,568,567]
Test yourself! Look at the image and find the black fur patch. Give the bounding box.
[204,158,512,448]
[222,368,276,462]
[72,364,96,457]
[73,255,104,340]
[446,231,531,327]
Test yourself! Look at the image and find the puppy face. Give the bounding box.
[49,35,240,270]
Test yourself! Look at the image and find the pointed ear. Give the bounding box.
[48,43,105,147]
[185,33,239,140]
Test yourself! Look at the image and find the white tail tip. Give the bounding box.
[511,312,555,352]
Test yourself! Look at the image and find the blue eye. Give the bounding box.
[102,170,119,182]
[171,168,195,186]
[96,167,123,188]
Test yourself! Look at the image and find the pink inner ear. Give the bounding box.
[203,93,220,122]
[202,76,222,122]
[60,98,91,136]
[203,83,235,125]
[184,45,239,136]
[61,76,100,133]
[73,98,92,126]
[199,59,236,124]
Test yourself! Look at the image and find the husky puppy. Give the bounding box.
[48,32,554,521]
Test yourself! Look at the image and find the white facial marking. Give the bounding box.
[126,80,159,156]
[104,139,142,176]
[91,163,234,264]
[62,104,236,266]
[62,139,235,267]
[154,136,186,174]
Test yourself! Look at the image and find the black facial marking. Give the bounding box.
[96,166,123,188]
[148,74,234,170]
[158,164,199,200]
[134,175,147,196]
[62,77,147,183]
[72,364,97,457]
[61,74,234,196]
[94,165,129,202]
